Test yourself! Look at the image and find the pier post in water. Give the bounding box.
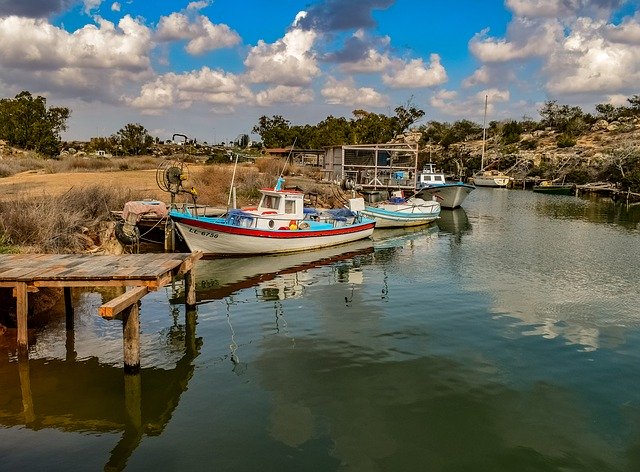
[185,267,197,309]
[15,282,29,355]
[122,303,141,374]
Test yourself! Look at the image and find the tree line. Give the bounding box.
[2,89,640,160]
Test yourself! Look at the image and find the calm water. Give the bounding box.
[1,189,640,471]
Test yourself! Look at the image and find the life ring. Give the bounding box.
[262,211,277,215]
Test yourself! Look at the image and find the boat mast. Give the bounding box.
[481,94,487,171]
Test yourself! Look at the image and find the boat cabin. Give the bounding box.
[255,188,305,220]
[417,163,446,189]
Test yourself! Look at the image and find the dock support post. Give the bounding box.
[15,282,28,355]
[64,287,74,330]
[164,219,175,252]
[122,303,141,374]
[185,268,196,309]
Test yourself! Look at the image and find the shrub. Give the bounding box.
[556,134,577,148]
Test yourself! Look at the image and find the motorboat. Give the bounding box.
[414,163,475,208]
[169,177,376,255]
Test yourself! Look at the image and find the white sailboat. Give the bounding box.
[472,95,511,188]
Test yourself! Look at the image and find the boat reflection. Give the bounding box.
[535,195,640,231]
[173,240,376,304]
[436,208,472,239]
[0,308,201,471]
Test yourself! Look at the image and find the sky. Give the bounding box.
[1,0,640,143]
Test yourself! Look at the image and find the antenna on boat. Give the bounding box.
[278,137,297,179]
[227,152,240,210]
[481,94,488,171]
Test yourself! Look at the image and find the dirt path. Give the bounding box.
[0,169,170,201]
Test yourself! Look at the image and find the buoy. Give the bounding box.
[289,220,298,230]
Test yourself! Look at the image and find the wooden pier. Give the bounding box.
[0,252,202,372]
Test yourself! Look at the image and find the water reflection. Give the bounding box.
[463,189,640,351]
[535,193,640,232]
[255,334,636,471]
[436,207,472,238]
[178,239,375,304]
[0,307,201,471]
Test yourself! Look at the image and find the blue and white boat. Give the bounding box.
[361,192,440,228]
[414,163,475,208]
[169,177,376,256]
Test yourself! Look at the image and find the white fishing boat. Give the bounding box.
[169,177,376,255]
[472,95,511,188]
[360,192,441,228]
[414,163,475,208]
[472,169,511,188]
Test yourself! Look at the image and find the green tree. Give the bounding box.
[252,115,293,148]
[311,115,353,147]
[627,95,640,114]
[112,123,154,155]
[393,103,425,134]
[351,109,396,144]
[0,91,70,156]
[595,103,619,121]
[501,120,523,145]
[539,100,586,135]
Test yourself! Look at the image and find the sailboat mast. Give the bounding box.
[481,94,487,170]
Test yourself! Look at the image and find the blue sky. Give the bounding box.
[1,0,639,143]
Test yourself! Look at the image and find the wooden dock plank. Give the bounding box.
[0,253,197,283]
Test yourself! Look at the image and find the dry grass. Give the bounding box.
[190,163,273,207]
[0,185,146,253]
[0,154,160,178]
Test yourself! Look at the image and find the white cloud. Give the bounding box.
[470,19,562,62]
[429,89,509,118]
[382,54,447,89]
[127,67,253,114]
[0,15,151,71]
[83,0,103,14]
[340,48,392,73]
[463,66,490,87]
[506,0,563,18]
[111,3,121,12]
[320,77,387,107]
[156,13,240,55]
[544,17,640,94]
[606,16,640,44]
[187,1,210,10]
[255,85,314,106]
[244,17,320,86]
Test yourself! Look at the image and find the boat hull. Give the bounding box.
[171,213,375,255]
[473,172,510,187]
[414,183,475,208]
[532,185,575,195]
[361,200,440,228]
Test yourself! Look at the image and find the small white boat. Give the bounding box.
[414,163,475,208]
[473,96,511,188]
[360,192,441,228]
[471,169,511,188]
[169,177,376,255]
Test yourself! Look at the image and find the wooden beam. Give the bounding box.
[64,287,74,330]
[99,286,149,320]
[175,251,203,276]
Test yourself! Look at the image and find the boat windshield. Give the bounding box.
[261,194,280,210]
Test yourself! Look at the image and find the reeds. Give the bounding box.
[0,186,145,253]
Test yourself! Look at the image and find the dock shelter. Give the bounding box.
[323,143,418,191]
